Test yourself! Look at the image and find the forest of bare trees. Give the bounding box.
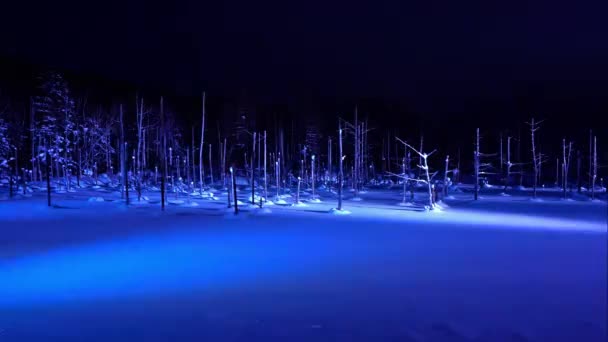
[0,72,605,211]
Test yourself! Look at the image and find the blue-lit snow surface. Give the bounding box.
[0,193,606,341]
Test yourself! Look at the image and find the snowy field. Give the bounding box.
[0,179,606,341]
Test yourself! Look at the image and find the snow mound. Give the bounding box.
[351,197,363,201]
[435,201,449,209]
[275,199,288,205]
[88,197,105,202]
[308,198,322,203]
[499,192,511,197]
[293,202,308,207]
[168,200,185,205]
[250,207,273,215]
[397,202,414,207]
[329,208,351,215]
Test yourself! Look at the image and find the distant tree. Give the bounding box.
[33,72,76,190]
[0,116,11,169]
[562,139,573,199]
[527,118,544,198]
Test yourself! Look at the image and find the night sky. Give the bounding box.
[1,0,607,152]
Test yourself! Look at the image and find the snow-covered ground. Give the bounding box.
[0,179,606,341]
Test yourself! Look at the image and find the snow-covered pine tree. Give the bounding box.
[33,72,76,190]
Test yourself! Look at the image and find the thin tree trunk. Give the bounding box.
[209,143,213,187]
[402,157,407,203]
[46,151,51,206]
[160,97,166,210]
[264,131,268,201]
[504,136,511,192]
[30,97,36,182]
[311,154,316,199]
[223,138,227,188]
[577,150,582,193]
[474,128,479,200]
[296,176,301,204]
[592,136,597,200]
[199,91,206,195]
[120,104,128,204]
[232,167,238,214]
[251,132,256,204]
[338,123,343,210]
[589,129,593,190]
[530,118,539,198]
[444,155,449,197]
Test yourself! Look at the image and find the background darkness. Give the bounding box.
[1,0,607,166]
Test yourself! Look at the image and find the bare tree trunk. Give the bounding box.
[504,136,512,192]
[199,91,206,195]
[338,123,344,210]
[328,137,332,187]
[46,151,51,206]
[499,133,503,174]
[474,128,479,200]
[311,154,316,199]
[562,139,572,199]
[231,167,238,214]
[251,132,256,204]
[592,136,597,200]
[402,157,407,203]
[191,126,195,188]
[209,144,213,187]
[264,131,268,201]
[223,138,227,188]
[530,118,540,198]
[418,135,424,178]
[30,97,37,182]
[555,158,560,188]
[186,147,191,185]
[577,150,582,193]
[387,131,391,173]
[120,104,128,204]
[296,176,301,204]
[423,154,433,209]
[354,107,358,196]
[589,129,593,190]
[160,97,166,210]
[275,158,280,200]
[444,155,449,197]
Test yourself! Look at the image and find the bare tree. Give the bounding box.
[577,149,582,193]
[443,155,450,197]
[160,97,166,210]
[395,137,438,209]
[311,154,316,199]
[263,131,268,202]
[592,136,597,200]
[206,143,212,187]
[337,123,344,210]
[527,118,543,198]
[562,139,572,199]
[474,128,480,200]
[199,91,206,195]
[251,132,256,204]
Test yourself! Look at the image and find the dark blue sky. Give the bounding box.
[2,0,607,101]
